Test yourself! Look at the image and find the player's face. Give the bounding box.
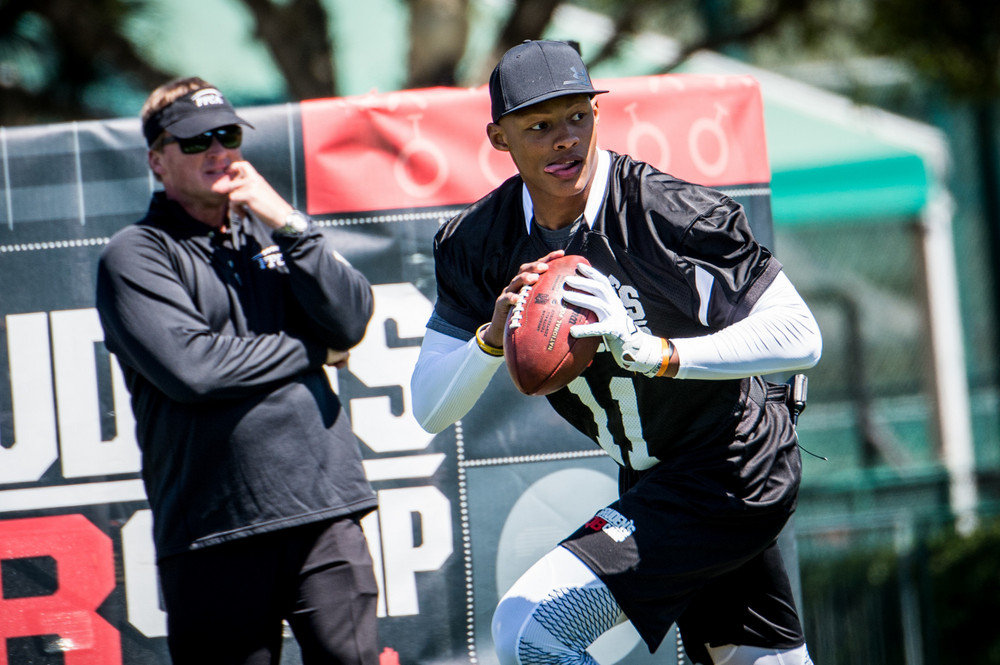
[489,94,599,225]
[148,129,244,221]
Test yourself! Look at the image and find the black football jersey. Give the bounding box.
[431,151,783,470]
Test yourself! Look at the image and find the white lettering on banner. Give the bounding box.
[52,308,140,478]
[363,486,454,618]
[121,509,167,638]
[1,312,58,483]
[349,283,435,453]
[363,454,445,482]
[1,286,455,632]
[347,283,455,618]
[2,286,437,481]
[0,480,146,513]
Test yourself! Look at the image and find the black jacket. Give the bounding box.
[97,193,377,559]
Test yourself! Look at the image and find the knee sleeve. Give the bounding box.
[706,643,814,665]
[492,546,625,665]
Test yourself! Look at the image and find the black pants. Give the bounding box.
[158,515,379,665]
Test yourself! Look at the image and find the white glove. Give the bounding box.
[563,263,668,377]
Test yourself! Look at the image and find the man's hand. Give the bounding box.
[563,264,668,377]
[214,161,294,229]
[478,249,566,350]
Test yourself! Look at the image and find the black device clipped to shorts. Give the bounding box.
[788,374,808,426]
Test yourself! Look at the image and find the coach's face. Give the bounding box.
[148,128,244,226]
[488,94,600,228]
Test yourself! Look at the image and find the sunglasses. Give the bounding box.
[161,125,243,154]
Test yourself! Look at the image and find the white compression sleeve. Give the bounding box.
[673,271,822,380]
[492,546,626,665]
[411,328,505,433]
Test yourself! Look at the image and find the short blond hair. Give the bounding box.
[140,76,215,139]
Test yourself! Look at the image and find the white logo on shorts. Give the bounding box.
[584,507,636,543]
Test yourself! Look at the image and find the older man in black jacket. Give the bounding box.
[96,77,379,665]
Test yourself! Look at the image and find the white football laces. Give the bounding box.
[508,285,532,330]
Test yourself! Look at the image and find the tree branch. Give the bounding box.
[238,0,337,99]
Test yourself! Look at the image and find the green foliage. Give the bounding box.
[4,0,998,125]
[869,0,1000,99]
[0,0,171,123]
[801,515,1000,664]
[926,517,1000,664]
[801,543,905,664]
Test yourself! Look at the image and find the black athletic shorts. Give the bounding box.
[560,383,805,659]
[158,514,379,665]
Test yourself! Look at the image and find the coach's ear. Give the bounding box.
[487,123,510,152]
[148,149,165,177]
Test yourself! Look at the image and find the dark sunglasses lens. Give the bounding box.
[176,126,242,154]
[216,126,242,149]
[177,135,213,154]
[215,125,243,150]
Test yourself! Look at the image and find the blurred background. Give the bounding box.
[2,0,999,662]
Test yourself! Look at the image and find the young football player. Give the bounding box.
[411,40,821,665]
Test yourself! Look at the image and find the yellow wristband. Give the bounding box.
[475,323,504,357]
[655,338,674,377]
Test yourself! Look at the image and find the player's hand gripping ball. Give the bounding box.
[504,255,600,396]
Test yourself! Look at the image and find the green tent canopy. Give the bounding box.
[764,103,930,225]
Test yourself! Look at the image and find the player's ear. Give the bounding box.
[592,98,600,124]
[487,123,510,152]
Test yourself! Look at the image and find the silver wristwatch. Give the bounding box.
[279,210,309,235]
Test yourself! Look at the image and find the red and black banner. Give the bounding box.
[0,74,771,665]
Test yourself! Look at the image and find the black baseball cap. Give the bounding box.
[142,87,253,147]
[489,40,608,123]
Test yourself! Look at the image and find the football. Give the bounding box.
[504,254,601,396]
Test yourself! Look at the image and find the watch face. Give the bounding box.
[283,211,308,233]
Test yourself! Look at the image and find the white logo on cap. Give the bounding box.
[563,66,589,87]
[191,88,226,107]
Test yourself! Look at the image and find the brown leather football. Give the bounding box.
[504,255,600,396]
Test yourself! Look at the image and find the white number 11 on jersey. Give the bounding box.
[567,376,660,470]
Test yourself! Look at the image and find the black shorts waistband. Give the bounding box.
[747,378,790,410]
